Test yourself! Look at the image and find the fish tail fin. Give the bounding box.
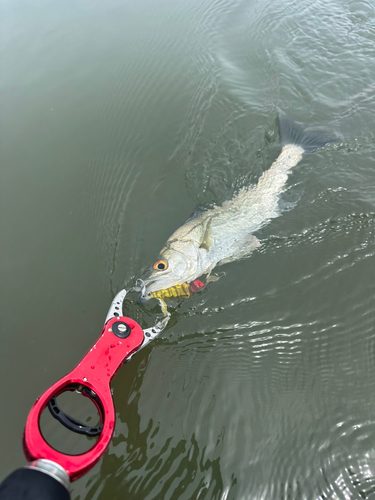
[278,114,337,153]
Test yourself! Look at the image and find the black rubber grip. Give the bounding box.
[48,393,103,437]
[0,468,70,500]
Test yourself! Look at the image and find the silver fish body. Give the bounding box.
[140,115,335,299]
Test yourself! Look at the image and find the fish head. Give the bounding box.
[139,240,201,300]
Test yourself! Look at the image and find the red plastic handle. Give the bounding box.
[23,316,144,481]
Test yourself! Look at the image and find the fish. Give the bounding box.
[139,115,336,301]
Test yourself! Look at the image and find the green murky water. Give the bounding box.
[1,0,375,498]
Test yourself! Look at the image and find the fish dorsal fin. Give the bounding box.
[199,217,212,250]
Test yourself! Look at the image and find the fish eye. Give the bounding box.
[153,259,168,271]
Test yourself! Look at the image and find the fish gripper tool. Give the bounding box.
[23,289,168,482]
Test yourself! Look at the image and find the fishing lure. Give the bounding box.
[151,279,205,300]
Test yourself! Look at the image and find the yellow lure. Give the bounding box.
[151,282,191,300]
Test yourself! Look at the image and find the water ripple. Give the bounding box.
[63,0,375,498]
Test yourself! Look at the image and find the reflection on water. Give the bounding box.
[1,0,375,498]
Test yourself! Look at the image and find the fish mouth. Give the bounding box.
[135,275,186,302]
[135,272,181,300]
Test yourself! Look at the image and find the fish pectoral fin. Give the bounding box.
[206,274,220,283]
[251,236,261,249]
[205,267,224,283]
[199,217,213,251]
